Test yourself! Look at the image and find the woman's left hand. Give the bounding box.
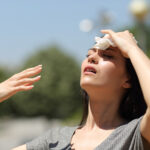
[100,29,139,58]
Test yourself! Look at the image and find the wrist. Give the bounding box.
[128,45,142,58]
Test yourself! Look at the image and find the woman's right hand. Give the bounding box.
[0,65,42,103]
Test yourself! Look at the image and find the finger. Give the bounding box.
[130,33,133,36]
[14,75,41,86]
[24,82,33,86]
[12,65,42,79]
[22,65,42,73]
[100,29,115,36]
[15,67,42,80]
[100,29,118,42]
[14,85,34,92]
[19,65,42,76]
[124,30,129,32]
[124,30,134,37]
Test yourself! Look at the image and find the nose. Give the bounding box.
[88,53,99,64]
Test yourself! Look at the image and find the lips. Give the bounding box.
[84,66,97,74]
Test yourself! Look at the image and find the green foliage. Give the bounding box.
[12,46,82,119]
[0,67,7,82]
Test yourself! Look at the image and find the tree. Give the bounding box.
[12,45,82,119]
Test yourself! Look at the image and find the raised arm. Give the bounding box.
[12,145,26,150]
[101,29,150,143]
[0,65,42,103]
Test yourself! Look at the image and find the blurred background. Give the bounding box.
[0,0,150,149]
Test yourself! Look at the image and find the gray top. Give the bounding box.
[26,116,150,150]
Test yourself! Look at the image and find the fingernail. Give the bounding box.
[37,64,42,67]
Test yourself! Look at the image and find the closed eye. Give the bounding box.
[102,54,114,59]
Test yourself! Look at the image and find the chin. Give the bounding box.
[80,78,91,87]
[80,80,98,91]
[80,79,109,93]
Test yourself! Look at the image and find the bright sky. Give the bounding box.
[0,0,134,67]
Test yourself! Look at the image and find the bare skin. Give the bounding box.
[70,30,150,150]
[101,29,150,145]
[7,29,150,149]
[0,65,42,103]
[71,43,130,150]
[0,65,42,150]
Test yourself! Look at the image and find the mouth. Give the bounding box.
[84,66,97,74]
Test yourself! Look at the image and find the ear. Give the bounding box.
[122,79,131,89]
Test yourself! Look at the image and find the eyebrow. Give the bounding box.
[88,48,96,52]
[105,47,118,53]
[88,47,118,53]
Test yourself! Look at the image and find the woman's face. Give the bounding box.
[80,47,130,93]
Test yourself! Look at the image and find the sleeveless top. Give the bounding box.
[26,116,150,150]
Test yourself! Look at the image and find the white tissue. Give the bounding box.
[93,34,116,50]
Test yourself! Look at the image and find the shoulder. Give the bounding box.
[118,116,146,149]
[46,126,78,140]
[119,116,143,130]
[116,116,144,136]
[26,126,78,150]
[100,116,145,150]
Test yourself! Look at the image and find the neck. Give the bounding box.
[84,89,126,131]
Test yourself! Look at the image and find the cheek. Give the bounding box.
[101,60,125,74]
[100,61,116,75]
[98,61,125,83]
[100,61,126,87]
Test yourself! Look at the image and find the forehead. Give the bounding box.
[88,46,119,52]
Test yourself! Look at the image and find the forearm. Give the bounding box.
[12,144,26,150]
[128,47,150,108]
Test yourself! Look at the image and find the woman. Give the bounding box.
[1,29,150,150]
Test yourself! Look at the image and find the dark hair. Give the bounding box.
[80,58,147,125]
